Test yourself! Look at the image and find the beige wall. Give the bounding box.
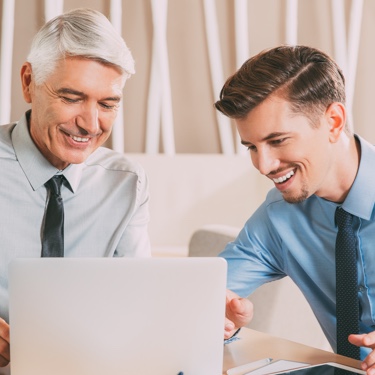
[2,0,375,153]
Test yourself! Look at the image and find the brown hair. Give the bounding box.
[215,45,346,125]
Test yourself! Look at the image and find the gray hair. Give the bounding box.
[27,8,135,85]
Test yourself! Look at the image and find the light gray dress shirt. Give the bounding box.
[0,111,151,321]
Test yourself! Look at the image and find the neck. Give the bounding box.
[328,133,360,203]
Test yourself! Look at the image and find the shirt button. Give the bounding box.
[358,285,366,293]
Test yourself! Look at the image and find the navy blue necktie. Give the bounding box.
[41,175,64,257]
[335,207,360,359]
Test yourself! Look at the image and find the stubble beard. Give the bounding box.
[282,182,310,204]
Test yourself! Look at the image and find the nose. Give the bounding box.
[76,103,100,136]
[251,147,279,176]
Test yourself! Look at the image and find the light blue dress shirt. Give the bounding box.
[220,135,375,358]
[0,111,151,321]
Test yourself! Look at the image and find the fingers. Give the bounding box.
[226,298,253,334]
[224,289,253,339]
[229,297,253,322]
[224,317,236,339]
[362,357,375,374]
[361,350,375,375]
[0,319,10,367]
[349,333,368,347]
[226,290,253,324]
[362,332,375,348]
[349,333,375,374]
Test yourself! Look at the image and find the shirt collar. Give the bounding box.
[341,134,375,221]
[12,110,83,193]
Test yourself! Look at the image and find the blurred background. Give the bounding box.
[1,0,374,155]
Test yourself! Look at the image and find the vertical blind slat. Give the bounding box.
[0,0,15,124]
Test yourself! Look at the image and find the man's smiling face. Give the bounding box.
[236,94,336,204]
[21,57,126,170]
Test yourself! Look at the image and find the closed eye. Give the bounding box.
[243,138,287,152]
[270,138,287,146]
[99,101,120,110]
[241,140,256,151]
[61,96,81,104]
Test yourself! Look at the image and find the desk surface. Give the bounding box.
[0,328,362,375]
[223,328,362,374]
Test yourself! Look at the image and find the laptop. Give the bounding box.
[8,257,227,375]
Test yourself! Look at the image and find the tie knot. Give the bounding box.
[335,207,353,229]
[45,175,64,196]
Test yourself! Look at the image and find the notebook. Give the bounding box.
[8,257,227,375]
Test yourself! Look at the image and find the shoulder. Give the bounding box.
[264,187,284,206]
[84,147,147,180]
[249,188,321,227]
[0,123,17,157]
[243,188,283,230]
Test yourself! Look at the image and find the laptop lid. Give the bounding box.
[8,257,227,375]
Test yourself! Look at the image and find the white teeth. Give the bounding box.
[71,135,89,142]
[272,170,294,184]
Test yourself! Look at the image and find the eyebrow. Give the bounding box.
[240,132,289,146]
[57,88,85,97]
[56,88,122,102]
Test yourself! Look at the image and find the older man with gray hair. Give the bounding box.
[0,8,151,367]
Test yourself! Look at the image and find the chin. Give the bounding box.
[282,189,309,204]
[64,150,93,165]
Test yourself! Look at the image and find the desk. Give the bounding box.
[0,328,363,375]
[223,328,362,374]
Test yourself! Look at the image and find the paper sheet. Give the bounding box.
[245,359,309,375]
[227,359,309,375]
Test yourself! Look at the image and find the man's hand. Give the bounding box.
[349,332,375,374]
[0,318,10,367]
[224,289,253,339]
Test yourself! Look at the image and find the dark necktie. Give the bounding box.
[41,175,65,257]
[335,207,360,359]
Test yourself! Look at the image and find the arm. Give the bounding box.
[224,289,253,339]
[0,319,10,367]
[219,199,285,339]
[349,333,375,375]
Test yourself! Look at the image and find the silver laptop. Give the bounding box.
[8,257,227,375]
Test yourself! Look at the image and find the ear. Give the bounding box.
[325,102,346,143]
[20,62,33,103]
